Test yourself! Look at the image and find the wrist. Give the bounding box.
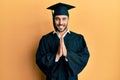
[56,53,61,59]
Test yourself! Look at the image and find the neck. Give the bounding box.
[57,28,68,37]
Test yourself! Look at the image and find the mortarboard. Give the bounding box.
[47,2,75,17]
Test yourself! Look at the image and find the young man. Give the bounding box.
[36,2,90,80]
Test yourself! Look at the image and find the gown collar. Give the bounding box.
[53,29,70,38]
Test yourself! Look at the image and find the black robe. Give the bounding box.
[36,31,90,80]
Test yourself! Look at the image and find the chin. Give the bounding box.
[56,29,62,32]
[59,29,66,32]
[56,27,67,32]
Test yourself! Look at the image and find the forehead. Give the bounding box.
[54,15,68,18]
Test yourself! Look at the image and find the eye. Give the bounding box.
[62,18,67,21]
[55,17,60,21]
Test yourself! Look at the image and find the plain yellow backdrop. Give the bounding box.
[0,0,120,80]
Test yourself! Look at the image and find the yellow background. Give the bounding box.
[0,0,120,80]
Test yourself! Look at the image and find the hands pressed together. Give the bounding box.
[56,36,67,60]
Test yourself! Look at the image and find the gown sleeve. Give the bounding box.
[36,36,57,75]
[66,35,90,76]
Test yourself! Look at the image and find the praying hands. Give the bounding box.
[56,36,67,60]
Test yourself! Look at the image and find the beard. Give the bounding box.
[54,24,68,32]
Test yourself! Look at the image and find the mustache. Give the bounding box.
[57,24,65,26]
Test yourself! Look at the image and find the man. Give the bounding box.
[36,2,90,80]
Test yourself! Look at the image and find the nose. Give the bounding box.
[59,19,63,25]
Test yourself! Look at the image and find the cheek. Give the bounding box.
[54,20,59,25]
[64,21,68,25]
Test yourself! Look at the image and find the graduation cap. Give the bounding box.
[47,2,75,17]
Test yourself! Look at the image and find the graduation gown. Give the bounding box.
[36,31,90,80]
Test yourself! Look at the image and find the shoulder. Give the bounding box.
[42,31,54,39]
[38,31,54,44]
[70,31,84,39]
[70,31,88,47]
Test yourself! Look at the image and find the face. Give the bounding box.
[54,15,69,32]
